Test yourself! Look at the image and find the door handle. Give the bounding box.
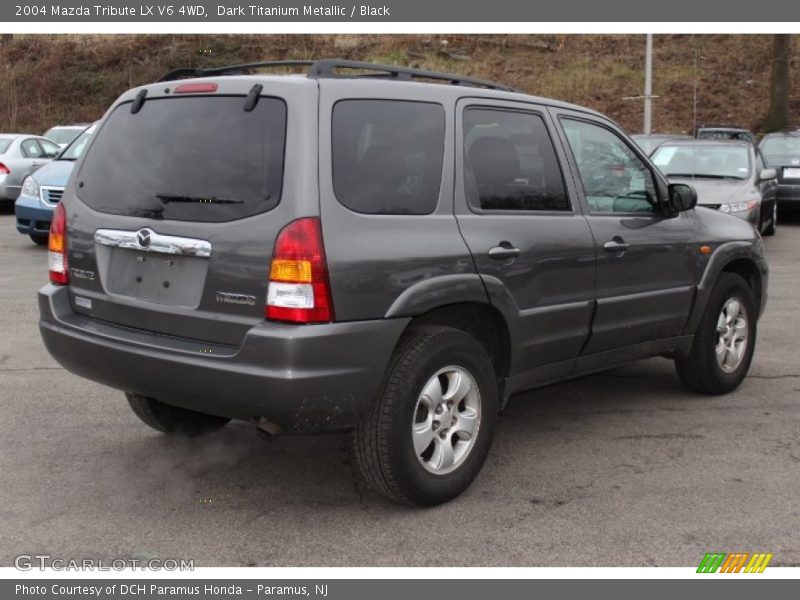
[488,243,521,260]
[603,237,630,253]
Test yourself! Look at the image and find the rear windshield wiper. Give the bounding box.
[155,192,245,205]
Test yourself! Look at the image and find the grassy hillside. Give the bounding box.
[0,34,797,135]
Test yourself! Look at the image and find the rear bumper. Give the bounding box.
[39,284,409,432]
[0,183,21,201]
[14,194,53,235]
[776,184,800,203]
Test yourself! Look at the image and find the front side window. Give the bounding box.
[40,139,61,158]
[561,118,658,214]
[332,100,445,215]
[463,108,569,211]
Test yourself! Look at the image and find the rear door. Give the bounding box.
[551,109,698,354]
[454,98,596,375]
[64,78,319,346]
[11,138,49,189]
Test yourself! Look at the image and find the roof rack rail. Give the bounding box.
[158,61,315,82]
[158,58,521,92]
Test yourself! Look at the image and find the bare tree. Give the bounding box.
[0,34,12,46]
[762,34,792,132]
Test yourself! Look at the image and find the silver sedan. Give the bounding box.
[0,134,61,203]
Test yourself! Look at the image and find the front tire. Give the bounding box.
[675,273,757,394]
[352,326,498,506]
[126,392,230,436]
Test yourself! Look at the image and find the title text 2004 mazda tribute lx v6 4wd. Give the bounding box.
[39,60,768,505]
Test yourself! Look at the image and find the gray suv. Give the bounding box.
[39,60,768,505]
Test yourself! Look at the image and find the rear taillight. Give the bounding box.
[174,82,218,94]
[48,203,69,285]
[0,163,9,175]
[266,217,333,323]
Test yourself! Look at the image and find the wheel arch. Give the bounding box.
[401,302,512,387]
[684,242,768,335]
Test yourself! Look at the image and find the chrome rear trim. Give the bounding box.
[94,228,212,258]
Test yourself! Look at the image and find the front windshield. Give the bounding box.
[44,127,82,145]
[760,136,800,156]
[60,126,94,160]
[652,145,751,179]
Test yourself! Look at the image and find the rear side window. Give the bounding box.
[463,108,569,211]
[332,100,445,215]
[77,96,286,223]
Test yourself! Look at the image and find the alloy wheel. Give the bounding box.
[715,298,749,373]
[412,366,482,475]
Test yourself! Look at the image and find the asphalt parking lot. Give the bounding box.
[1,205,798,568]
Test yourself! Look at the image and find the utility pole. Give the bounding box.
[622,34,658,133]
[644,33,653,134]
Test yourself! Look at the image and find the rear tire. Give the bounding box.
[352,325,498,506]
[126,392,230,436]
[30,233,49,246]
[675,273,757,395]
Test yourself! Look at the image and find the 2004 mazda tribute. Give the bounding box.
[39,60,768,505]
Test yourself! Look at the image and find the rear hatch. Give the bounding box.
[764,155,800,183]
[64,77,319,346]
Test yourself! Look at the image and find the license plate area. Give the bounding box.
[101,247,209,308]
[783,167,800,179]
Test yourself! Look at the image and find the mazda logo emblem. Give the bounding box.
[137,229,152,248]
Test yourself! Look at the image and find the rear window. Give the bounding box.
[45,127,82,145]
[760,136,800,156]
[0,138,12,154]
[332,100,445,215]
[77,96,286,223]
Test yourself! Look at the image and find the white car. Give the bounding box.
[0,134,61,203]
[42,125,89,149]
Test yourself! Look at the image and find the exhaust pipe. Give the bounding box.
[254,416,282,440]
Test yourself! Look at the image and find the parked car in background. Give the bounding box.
[0,134,61,205]
[631,133,692,155]
[696,126,757,145]
[652,139,778,235]
[15,123,96,245]
[39,59,768,506]
[43,124,90,149]
[759,130,800,212]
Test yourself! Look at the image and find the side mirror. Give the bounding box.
[667,183,697,213]
[759,168,777,181]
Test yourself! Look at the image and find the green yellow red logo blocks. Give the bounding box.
[697,552,773,573]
